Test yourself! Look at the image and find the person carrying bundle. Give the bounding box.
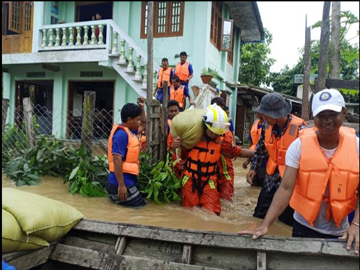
[171,104,255,214]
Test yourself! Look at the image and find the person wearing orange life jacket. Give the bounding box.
[239,89,359,255]
[243,109,267,187]
[166,100,183,179]
[174,51,193,108]
[210,97,237,201]
[170,75,194,111]
[244,92,308,226]
[154,58,174,104]
[138,130,146,153]
[171,104,255,214]
[106,97,147,208]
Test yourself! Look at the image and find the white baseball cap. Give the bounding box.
[312,89,345,117]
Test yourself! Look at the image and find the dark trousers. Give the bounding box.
[252,167,266,188]
[253,184,294,226]
[292,220,338,238]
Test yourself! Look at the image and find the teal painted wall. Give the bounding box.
[4,63,138,138]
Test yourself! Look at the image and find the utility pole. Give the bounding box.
[146,1,154,154]
[330,2,341,79]
[302,15,311,121]
[315,1,331,92]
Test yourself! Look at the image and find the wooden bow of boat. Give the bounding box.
[3,219,359,270]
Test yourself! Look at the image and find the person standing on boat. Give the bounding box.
[171,104,255,214]
[245,92,308,226]
[106,97,147,207]
[239,89,359,255]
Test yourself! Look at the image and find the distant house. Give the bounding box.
[2,1,264,139]
[232,84,302,143]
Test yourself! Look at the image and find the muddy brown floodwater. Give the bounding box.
[2,158,292,237]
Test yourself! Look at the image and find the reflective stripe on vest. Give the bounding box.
[221,155,232,181]
[264,115,306,177]
[250,119,261,150]
[170,85,185,109]
[157,67,172,88]
[108,125,140,175]
[175,62,190,81]
[289,127,359,227]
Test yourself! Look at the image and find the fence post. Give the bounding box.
[2,99,9,140]
[161,81,169,160]
[81,91,96,154]
[23,97,36,148]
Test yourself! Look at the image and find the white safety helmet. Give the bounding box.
[203,104,230,135]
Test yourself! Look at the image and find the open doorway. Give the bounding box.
[75,2,113,22]
[15,80,54,135]
[67,81,114,139]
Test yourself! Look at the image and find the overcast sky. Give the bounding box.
[257,1,360,73]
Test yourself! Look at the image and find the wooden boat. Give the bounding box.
[3,219,359,270]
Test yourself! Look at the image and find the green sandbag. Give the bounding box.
[170,109,206,149]
[2,188,84,242]
[2,209,49,253]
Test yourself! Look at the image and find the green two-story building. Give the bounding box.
[2,1,264,140]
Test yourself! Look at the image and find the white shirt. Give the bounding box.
[286,136,359,236]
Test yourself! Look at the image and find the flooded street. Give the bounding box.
[2,158,292,236]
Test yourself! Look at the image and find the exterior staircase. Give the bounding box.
[37,19,161,98]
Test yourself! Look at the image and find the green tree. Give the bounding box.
[270,10,359,95]
[239,28,275,87]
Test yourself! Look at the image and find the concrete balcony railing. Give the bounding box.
[38,20,111,51]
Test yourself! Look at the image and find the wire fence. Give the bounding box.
[2,98,122,162]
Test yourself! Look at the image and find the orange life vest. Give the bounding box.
[175,62,190,82]
[167,119,172,150]
[170,85,186,109]
[108,125,140,175]
[290,127,359,227]
[265,115,306,177]
[184,137,222,196]
[140,133,146,152]
[250,119,262,150]
[157,67,172,88]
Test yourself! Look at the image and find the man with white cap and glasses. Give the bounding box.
[245,92,308,226]
[239,88,359,255]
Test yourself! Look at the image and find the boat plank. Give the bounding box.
[64,236,115,254]
[123,237,183,262]
[2,245,54,270]
[50,244,225,270]
[266,251,358,270]
[257,251,266,270]
[114,236,127,255]
[182,244,192,264]
[192,245,257,269]
[73,219,357,257]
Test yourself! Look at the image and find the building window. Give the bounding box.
[227,27,235,65]
[2,1,32,36]
[141,1,184,39]
[210,2,222,50]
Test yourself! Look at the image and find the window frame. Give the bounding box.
[8,1,22,34]
[140,1,185,39]
[210,2,222,50]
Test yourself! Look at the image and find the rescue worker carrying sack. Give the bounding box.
[181,104,230,214]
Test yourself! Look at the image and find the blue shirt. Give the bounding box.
[229,119,234,133]
[107,127,138,187]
